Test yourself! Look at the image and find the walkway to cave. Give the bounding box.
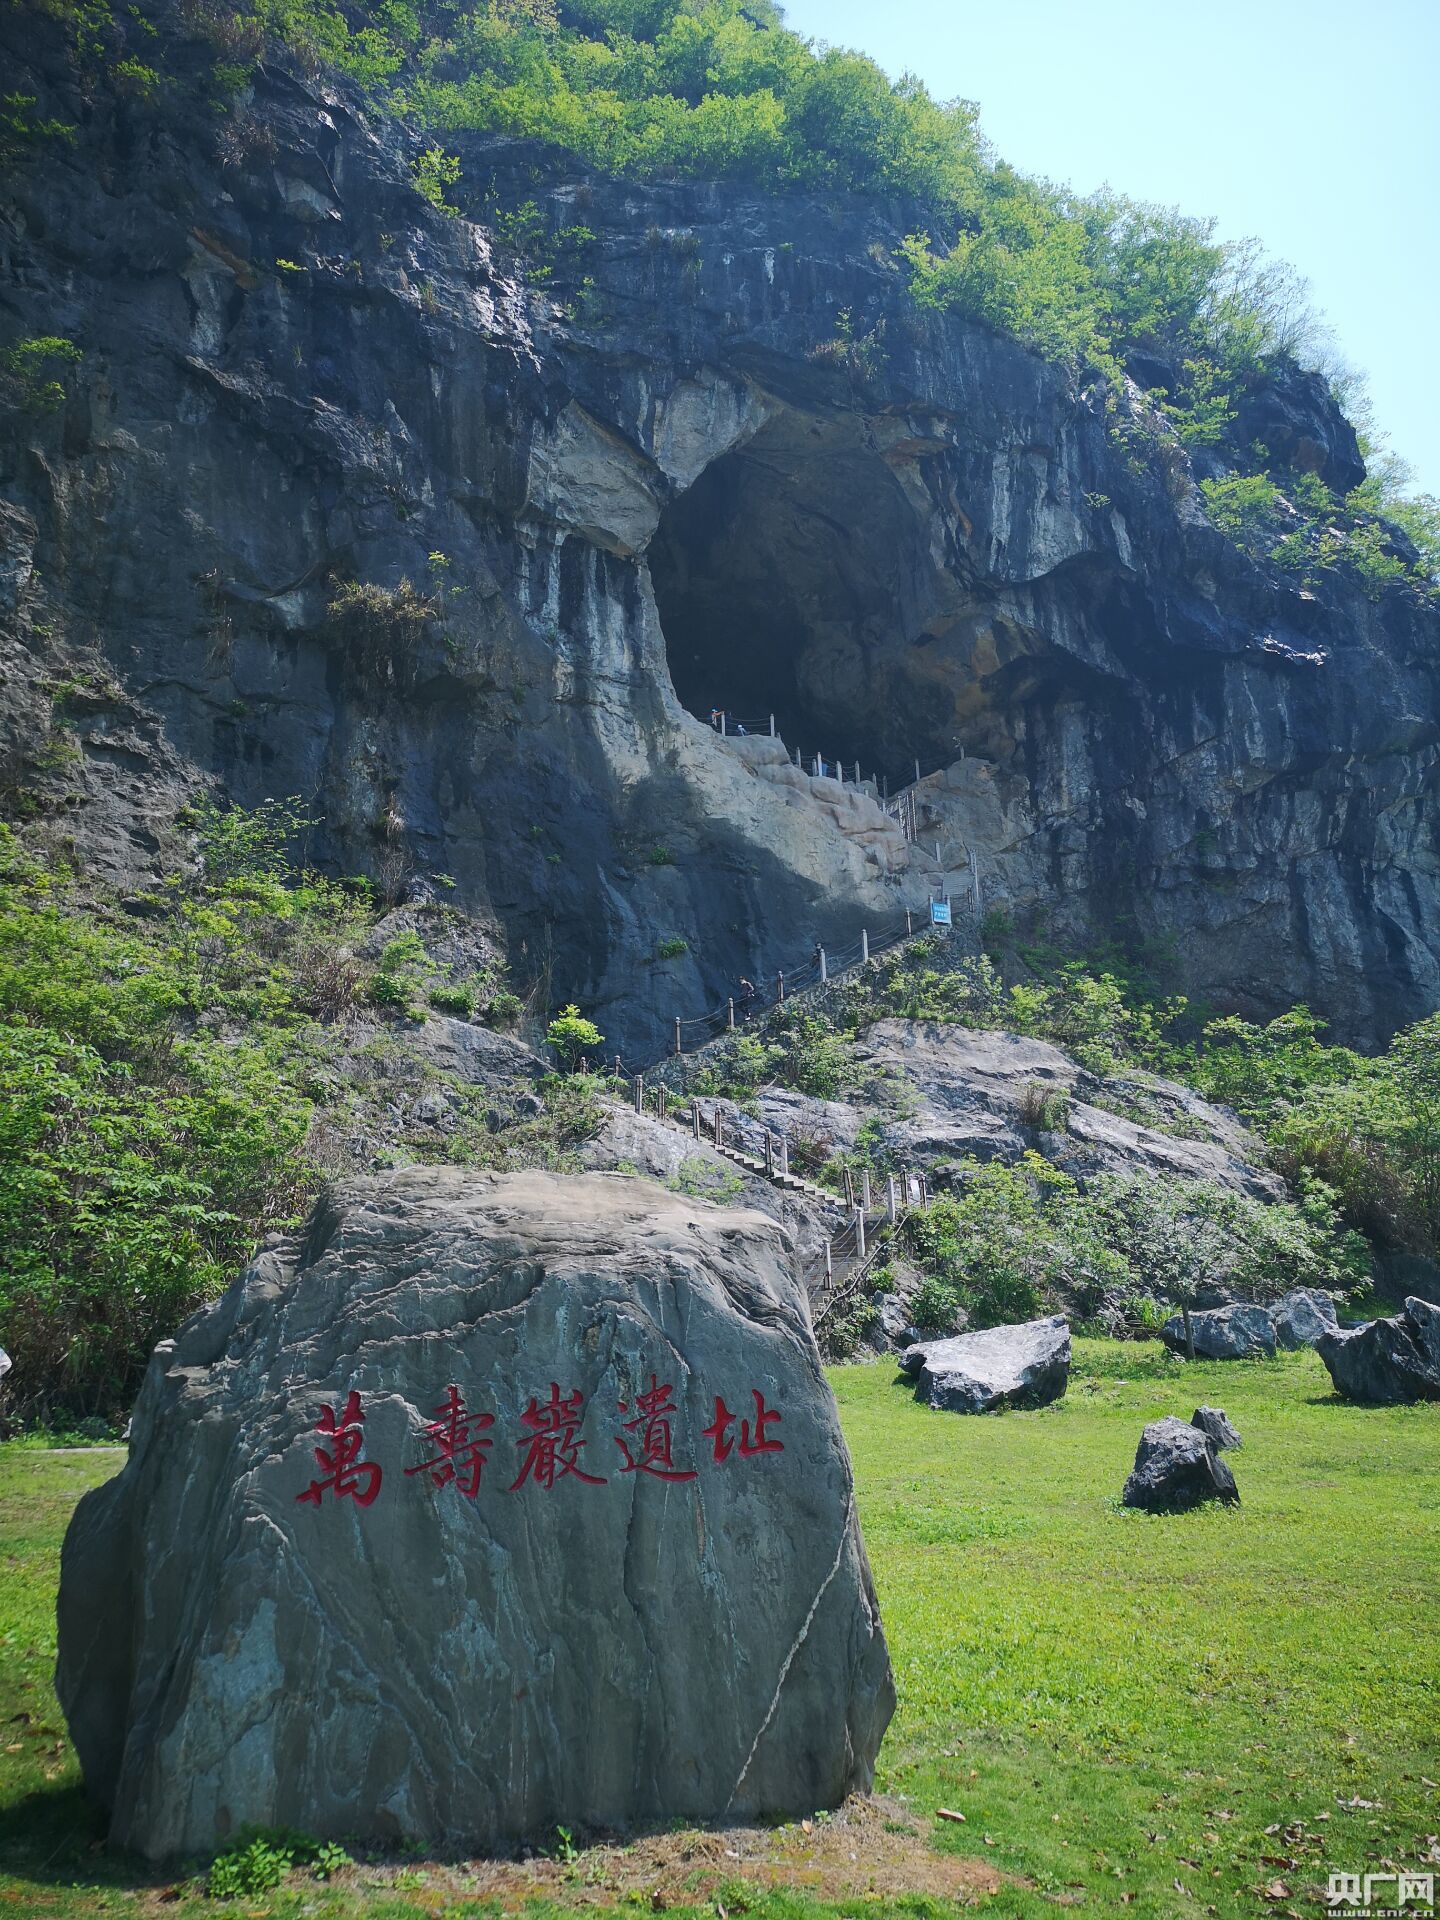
[648,410,964,791]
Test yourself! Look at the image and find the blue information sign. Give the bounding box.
[930,900,952,926]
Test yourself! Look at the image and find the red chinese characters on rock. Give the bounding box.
[615,1375,698,1481]
[702,1388,785,1463]
[295,1389,383,1508]
[405,1385,494,1498]
[294,1379,784,1508]
[510,1381,608,1491]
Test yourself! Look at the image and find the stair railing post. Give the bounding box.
[713,1109,723,1148]
[769,714,776,737]
[843,1165,854,1208]
[693,1102,702,1140]
[824,1239,833,1286]
[727,997,735,1032]
[674,1015,682,1058]
[764,1133,774,1177]
[861,1168,872,1211]
[853,761,860,785]
[818,946,827,983]
[634,1074,643,1113]
[861,928,869,964]
[886,1174,897,1224]
[721,710,727,736]
[856,1207,866,1261]
[915,756,921,784]
[778,1136,789,1179]
[905,908,913,936]
[659,1085,668,1121]
[776,969,785,1003]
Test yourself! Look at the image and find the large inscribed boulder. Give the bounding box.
[56,1169,894,1858]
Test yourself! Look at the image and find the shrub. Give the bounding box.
[655,935,688,960]
[545,1002,603,1068]
[1,334,81,413]
[900,1153,1361,1335]
[368,932,438,1019]
[412,145,461,213]
[667,1155,743,1203]
[205,1829,350,1899]
[427,982,473,1017]
[1199,472,1281,547]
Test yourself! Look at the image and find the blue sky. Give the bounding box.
[780,0,1440,496]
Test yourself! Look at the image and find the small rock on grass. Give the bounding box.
[1191,1405,1241,1450]
[1122,1415,1240,1513]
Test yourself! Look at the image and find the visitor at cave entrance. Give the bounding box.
[648,414,941,789]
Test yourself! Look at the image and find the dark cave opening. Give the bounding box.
[648,411,949,787]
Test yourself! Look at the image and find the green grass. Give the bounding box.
[1,1344,1437,1916]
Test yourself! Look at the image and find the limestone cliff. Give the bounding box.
[3,3,1437,1055]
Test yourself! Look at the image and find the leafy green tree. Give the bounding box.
[545,1003,603,1068]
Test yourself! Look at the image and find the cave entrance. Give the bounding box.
[648,410,945,786]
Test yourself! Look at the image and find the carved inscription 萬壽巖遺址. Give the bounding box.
[294,1375,785,1510]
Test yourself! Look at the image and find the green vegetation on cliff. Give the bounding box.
[16,0,1435,582]
[0,807,602,1422]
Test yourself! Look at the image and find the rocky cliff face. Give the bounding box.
[3,3,1438,1054]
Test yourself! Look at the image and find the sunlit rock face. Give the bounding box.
[2,3,1436,1050]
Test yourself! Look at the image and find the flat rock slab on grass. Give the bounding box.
[1271,1287,1339,1350]
[55,1168,894,1859]
[1161,1303,1277,1359]
[1122,1416,1240,1512]
[899,1314,1071,1413]
[1192,1406,1242,1450]
[1317,1295,1440,1404]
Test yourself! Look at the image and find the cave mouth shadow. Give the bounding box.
[647,410,946,788]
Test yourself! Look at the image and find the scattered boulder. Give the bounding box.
[1316,1296,1440,1405]
[1270,1287,1339,1350]
[56,1169,894,1858]
[1122,1416,1240,1512]
[1191,1405,1242,1450]
[1161,1302,1277,1360]
[899,1314,1071,1414]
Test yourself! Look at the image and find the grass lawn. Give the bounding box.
[0,1343,1436,1917]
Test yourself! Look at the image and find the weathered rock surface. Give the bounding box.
[1161,1303,1277,1360]
[1270,1287,1339,1350]
[856,1024,1283,1202]
[3,5,1439,1055]
[898,1315,1071,1413]
[1316,1296,1440,1405]
[55,1169,894,1857]
[1191,1406,1242,1451]
[1122,1417,1240,1512]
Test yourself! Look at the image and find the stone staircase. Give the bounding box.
[627,1084,921,1322]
